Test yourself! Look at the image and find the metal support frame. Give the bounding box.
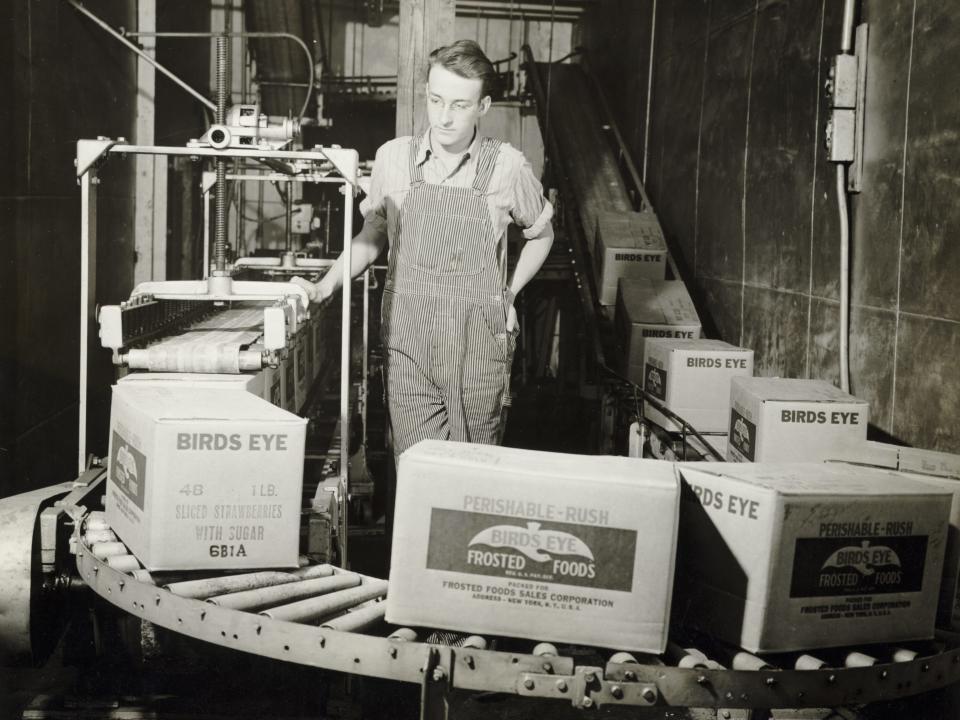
[200,168,346,277]
[420,645,453,720]
[78,169,98,476]
[69,527,960,713]
[74,139,358,488]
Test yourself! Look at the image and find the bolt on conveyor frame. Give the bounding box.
[75,138,359,563]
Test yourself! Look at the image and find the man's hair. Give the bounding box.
[427,39,498,100]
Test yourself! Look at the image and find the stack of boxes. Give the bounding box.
[615,279,702,385]
[642,339,753,455]
[385,439,958,654]
[593,211,668,305]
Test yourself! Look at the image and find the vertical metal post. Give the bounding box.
[78,170,98,476]
[203,188,211,279]
[134,0,166,285]
[285,180,294,252]
[340,177,355,568]
[361,269,370,453]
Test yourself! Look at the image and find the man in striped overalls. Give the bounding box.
[294,40,554,458]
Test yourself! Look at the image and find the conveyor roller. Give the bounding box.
[71,511,960,715]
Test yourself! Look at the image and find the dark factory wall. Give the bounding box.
[0,2,209,498]
[582,0,960,453]
[1,1,137,497]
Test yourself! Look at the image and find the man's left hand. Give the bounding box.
[506,304,519,333]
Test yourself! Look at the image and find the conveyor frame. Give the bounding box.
[66,499,960,717]
[76,139,359,566]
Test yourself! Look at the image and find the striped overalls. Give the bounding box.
[382,135,516,457]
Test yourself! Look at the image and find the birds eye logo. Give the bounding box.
[426,509,636,591]
[645,363,666,400]
[467,522,596,579]
[729,409,755,460]
[820,540,901,577]
[790,535,926,598]
[111,431,146,509]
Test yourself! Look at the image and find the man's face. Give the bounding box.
[426,64,490,152]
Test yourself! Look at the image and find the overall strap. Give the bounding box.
[408,134,426,187]
[471,137,502,196]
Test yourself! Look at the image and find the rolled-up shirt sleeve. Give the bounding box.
[358,144,389,235]
[509,158,554,240]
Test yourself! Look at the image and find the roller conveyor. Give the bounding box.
[63,487,960,717]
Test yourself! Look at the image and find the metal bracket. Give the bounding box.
[517,665,658,709]
[420,645,453,720]
[76,137,119,177]
[40,469,106,576]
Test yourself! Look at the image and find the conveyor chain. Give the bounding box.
[108,296,217,350]
[72,515,960,712]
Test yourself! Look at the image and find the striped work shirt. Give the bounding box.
[359,128,554,246]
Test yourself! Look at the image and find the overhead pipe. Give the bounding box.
[122,31,315,121]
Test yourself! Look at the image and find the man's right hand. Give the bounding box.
[291,276,332,305]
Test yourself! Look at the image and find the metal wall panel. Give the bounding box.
[583,0,960,451]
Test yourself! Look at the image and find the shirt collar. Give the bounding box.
[417,126,480,167]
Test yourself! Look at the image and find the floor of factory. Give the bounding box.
[3,386,960,719]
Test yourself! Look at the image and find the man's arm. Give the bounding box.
[292,222,387,303]
[505,150,555,331]
[505,223,554,330]
[293,141,394,303]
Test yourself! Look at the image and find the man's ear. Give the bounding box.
[478,95,492,116]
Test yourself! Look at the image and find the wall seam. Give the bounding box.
[693,1,713,286]
[654,6,676,204]
[738,2,760,347]
[889,0,918,435]
[27,0,32,193]
[805,0,827,379]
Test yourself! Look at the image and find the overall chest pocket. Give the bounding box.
[398,195,489,276]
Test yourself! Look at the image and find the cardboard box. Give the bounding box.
[386,440,681,652]
[594,211,667,305]
[903,473,960,630]
[825,439,901,469]
[106,383,307,570]
[643,339,753,433]
[827,442,960,628]
[677,462,952,652]
[615,279,702,386]
[727,377,868,463]
[900,446,960,479]
[116,371,266,400]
